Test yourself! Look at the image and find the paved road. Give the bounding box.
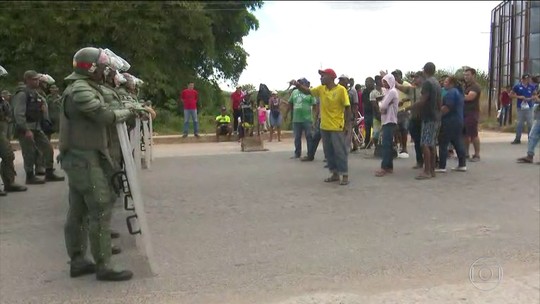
[1,132,539,303]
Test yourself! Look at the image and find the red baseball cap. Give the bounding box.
[318,68,337,79]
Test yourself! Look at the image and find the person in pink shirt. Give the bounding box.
[257,100,267,135]
[375,74,399,177]
[179,82,199,138]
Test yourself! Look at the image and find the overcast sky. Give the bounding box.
[218,0,499,91]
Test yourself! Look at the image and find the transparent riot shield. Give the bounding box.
[149,116,154,161]
[129,118,142,171]
[116,122,157,274]
[141,118,152,170]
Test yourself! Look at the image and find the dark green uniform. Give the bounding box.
[0,99,18,191]
[60,48,136,281]
[11,85,62,182]
[0,83,27,195]
[46,92,62,135]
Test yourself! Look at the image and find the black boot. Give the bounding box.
[111,245,122,255]
[45,169,65,182]
[26,173,46,185]
[70,259,97,278]
[4,182,28,192]
[96,268,133,281]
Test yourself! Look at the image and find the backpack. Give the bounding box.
[257,84,271,105]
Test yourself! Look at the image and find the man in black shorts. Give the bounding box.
[463,68,482,161]
[215,106,232,142]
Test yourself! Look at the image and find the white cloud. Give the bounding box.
[219,1,499,91]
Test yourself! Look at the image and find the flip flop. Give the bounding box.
[415,174,432,180]
[375,170,387,177]
[324,176,340,183]
[339,180,350,185]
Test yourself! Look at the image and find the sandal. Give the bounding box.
[339,180,350,185]
[375,170,388,177]
[324,176,340,183]
[415,174,432,180]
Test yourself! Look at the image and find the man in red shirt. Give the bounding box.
[179,82,199,138]
[499,85,511,127]
[230,86,244,134]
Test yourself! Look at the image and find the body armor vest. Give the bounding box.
[59,80,113,164]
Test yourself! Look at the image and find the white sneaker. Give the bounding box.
[451,166,467,172]
[398,152,409,159]
[434,168,447,173]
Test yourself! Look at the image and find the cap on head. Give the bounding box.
[338,74,350,81]
[221,106,227,111]
[318,68,337,79]
[24,70,40,81]
[50,84,58,90]
[297,78,310,87]
[522,73,530,79]
[271,90,278,95]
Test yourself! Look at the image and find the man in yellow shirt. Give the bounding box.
[291,68,351,185]
[215,106,232,142]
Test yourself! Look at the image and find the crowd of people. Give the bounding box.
[214,62,540,184]
[2,53,539,283]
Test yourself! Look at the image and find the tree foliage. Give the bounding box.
[0,0,263,113]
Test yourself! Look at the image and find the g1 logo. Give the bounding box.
[469,257,503,291]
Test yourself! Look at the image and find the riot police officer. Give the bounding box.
[59,47,146,281]
[0,65,27,196]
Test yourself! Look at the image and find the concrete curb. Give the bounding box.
[9,131,295,150]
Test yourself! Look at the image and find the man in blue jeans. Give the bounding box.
[179,82,200,138]
[517,90,540,163]
[375,73,399,177]
[304,98,325,162]
[510,74,535,144]
[285,78,316,159]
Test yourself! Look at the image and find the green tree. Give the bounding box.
[240,84,256,92]
[0,1,263,113]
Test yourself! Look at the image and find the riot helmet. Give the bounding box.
[66,47,110,80]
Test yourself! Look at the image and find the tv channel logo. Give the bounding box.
[469,257,503,291]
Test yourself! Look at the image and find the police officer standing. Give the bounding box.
[60,47,146,281]
[11,70,64,184]
[0,65,27,196]
[1,90,14,140]
[46,84,62,140]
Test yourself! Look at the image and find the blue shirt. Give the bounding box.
[512,83,535,109]
[442,87,464,124]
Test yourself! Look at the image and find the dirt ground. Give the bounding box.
[1,131,539,304]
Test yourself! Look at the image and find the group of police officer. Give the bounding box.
[1,46,154,281]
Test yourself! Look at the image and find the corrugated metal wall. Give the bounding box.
[488,0,538,121]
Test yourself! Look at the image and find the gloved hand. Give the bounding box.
[123,101,148,114]
[113,109,135,123]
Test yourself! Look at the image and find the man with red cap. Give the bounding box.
[290,68,351,185]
